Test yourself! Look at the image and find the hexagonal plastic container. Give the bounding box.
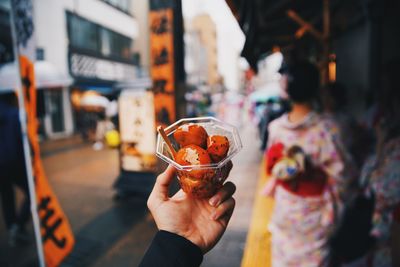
[156,117,242,198]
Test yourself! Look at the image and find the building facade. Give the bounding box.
[132,0,150,70]
[32,0,139,138]
[185,14,221,88]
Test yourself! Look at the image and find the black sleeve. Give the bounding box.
[138,230,203,267]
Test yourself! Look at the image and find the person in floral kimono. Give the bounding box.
[348,61,400,267]
[263,61,352,267]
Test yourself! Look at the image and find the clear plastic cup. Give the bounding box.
[156,117,242,198]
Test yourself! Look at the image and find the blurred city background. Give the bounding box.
[0,0,399,266]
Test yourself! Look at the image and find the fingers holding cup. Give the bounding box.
[210,197,236,223]
[208,181,237,224]
[209,181,236,207]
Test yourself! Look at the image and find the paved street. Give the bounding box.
[203,124,262,267]
[0,124,262,267]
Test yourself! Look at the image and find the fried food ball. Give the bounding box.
[206,135,230,163]
[173,124,208,148]
[175,144,212,179]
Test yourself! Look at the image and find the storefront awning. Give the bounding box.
[0,60,73,92]
[73,77,152,96]
[226,0,370,71]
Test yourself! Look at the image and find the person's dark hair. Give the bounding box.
[283,61,320,103]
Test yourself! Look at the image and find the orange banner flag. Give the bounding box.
[11,1,75,265]
[19,55,75,267]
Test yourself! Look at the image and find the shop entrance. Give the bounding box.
[46,89,65,134]
[37,87,73,139]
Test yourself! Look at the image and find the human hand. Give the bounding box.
[147,165,236,253]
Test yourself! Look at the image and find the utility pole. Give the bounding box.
[322,0,331,84]
[287,0,331,84]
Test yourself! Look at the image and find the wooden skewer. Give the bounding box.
[157,126,177,159]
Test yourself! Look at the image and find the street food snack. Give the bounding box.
[175,144,212,179]
[173,123,208,148]
[156,117,242,198]
[177,160,232,198]
[173,131,230,198]
[207,135,230,163]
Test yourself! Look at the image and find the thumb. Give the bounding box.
[148,165,176,207]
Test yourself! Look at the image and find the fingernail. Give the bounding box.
[209,196,219,207]
[210,211,218,220]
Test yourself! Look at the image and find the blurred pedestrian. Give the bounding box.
[263,61,352,266]
[260,98,290,151]
[71,89,90,141]
[347,60,400,267]
[322,82,373,170]
[139,165,236,267]
[78,90,110,144]
[0,92,31,246]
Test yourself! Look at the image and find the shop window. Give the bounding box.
[101,29,111,56]
[101,28,132,60]
[67,13,100,52]
[102,0,131,14]
[36,48,45,60]
[0,8,14,64]
[67,12,133,62]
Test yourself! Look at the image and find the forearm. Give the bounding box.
[138,230,203,267]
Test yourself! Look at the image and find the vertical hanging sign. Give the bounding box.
[119,90,157,172]
[149,0,176,127]
[10,0,75,266]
